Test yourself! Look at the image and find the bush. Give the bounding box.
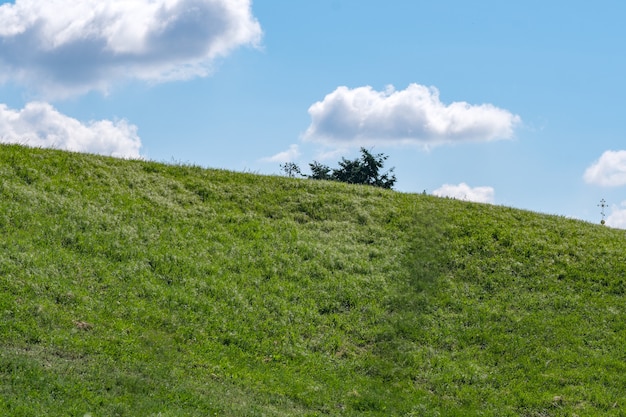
[281,148,396,189]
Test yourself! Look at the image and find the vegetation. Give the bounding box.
[1,144,625,416]
[279,161,303,178]
[282,148,396,189]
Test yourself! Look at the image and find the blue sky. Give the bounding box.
[1,0,625,226]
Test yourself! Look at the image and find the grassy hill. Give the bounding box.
[1,144,625,416]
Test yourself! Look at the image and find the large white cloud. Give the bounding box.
[432,182,495,204]
[303,84,521,146]
[0,0,262,96]
[583,150,626,187]
[0,102,142,158]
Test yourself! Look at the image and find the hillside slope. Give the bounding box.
[0,144,625,416]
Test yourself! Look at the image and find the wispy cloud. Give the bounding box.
[432,182,495,204]
[606,201,626,229]
[303,84,520,147]
[0,0,262,97]
[583,150,626,187]
[261,144,300,163]
[0,102,141,158]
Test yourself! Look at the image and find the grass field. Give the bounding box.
[1,144,625,416]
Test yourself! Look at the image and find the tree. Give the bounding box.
[280,148,397,189]
[308,161,332,180]
[304,148,396,189]
[332,148,396,189]
[280,162,303,178]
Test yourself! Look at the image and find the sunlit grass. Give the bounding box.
[1,144,625,416]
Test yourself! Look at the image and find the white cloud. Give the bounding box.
[313,147,349,162]
[0,102,142,158]
[432,182,495,204]
[0,0,262,97]
[583,150,626,187]
[303,84,521,147]
[606,202,626,229]
[261,144,300,163]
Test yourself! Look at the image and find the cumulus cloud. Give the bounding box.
[0,102,141,158]
[303,84,521,147]
[432,182,495,204]
[583,150,626,187]
[0,0,262,96]
[606,202,626,229]
[261,144,300,163]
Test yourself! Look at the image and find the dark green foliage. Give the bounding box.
[280,149,397,187]
[332,148,396,189]
[1,144,626,416]
[308,160,332,180]
[280,162,303,178]
[308,148,396,188]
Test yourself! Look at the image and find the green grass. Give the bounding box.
[1,143,625,416]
